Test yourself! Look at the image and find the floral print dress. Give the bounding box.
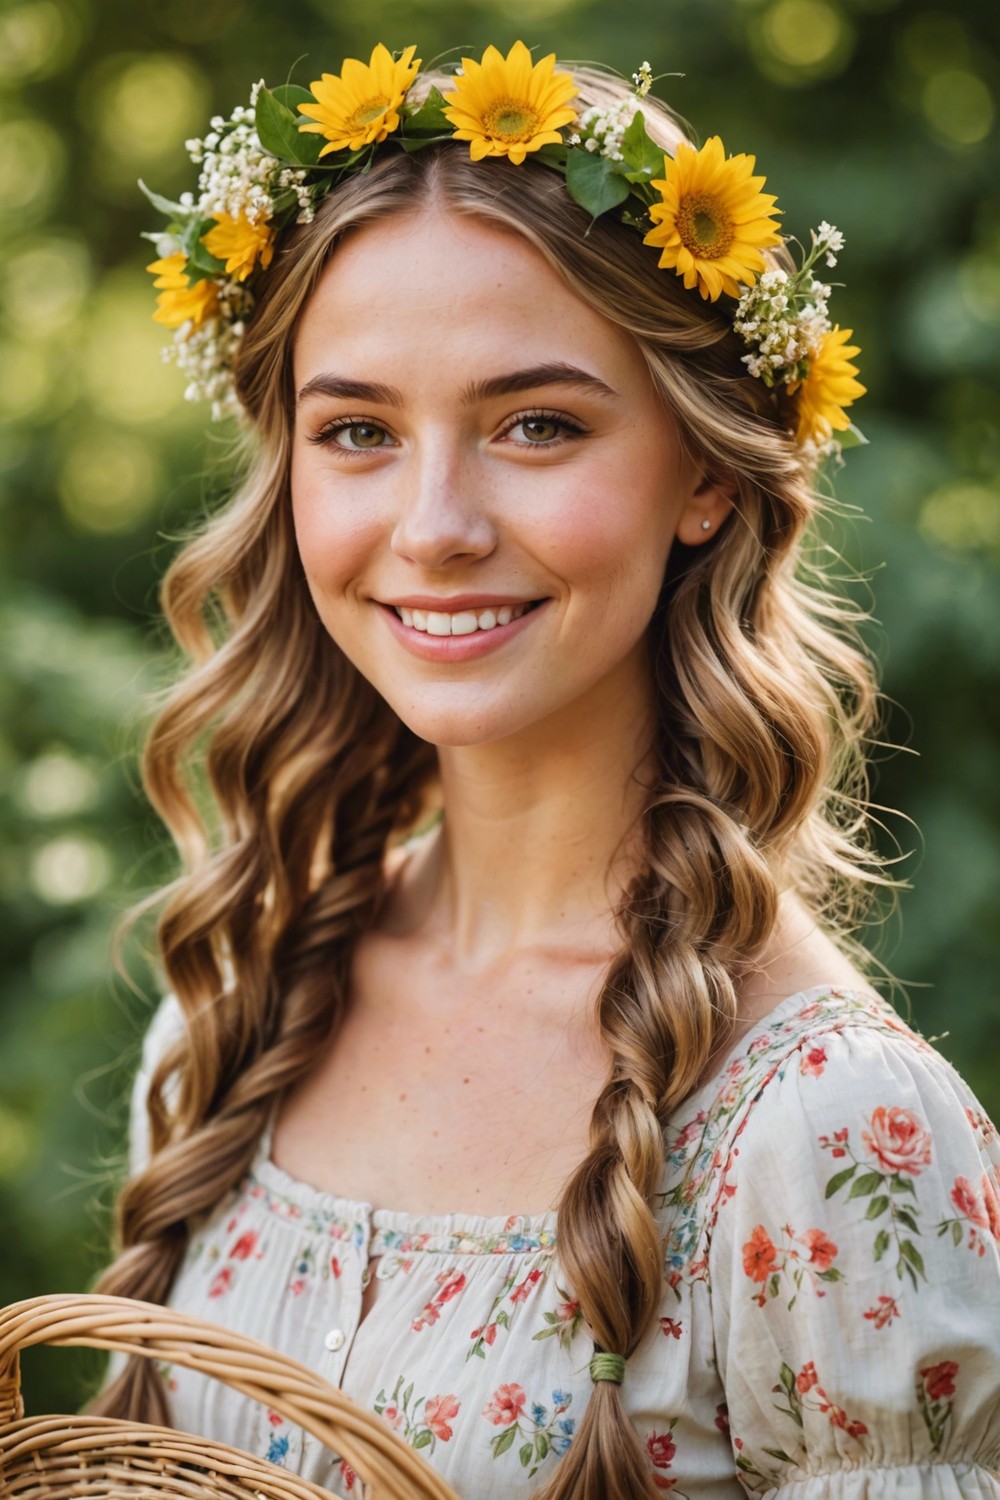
[128,985,1000,1497]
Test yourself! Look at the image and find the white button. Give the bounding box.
[324,1328,345,1352]
[375,1254,402,1280]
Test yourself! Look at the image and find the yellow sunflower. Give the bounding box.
[297,43,421,156]
[147,252,219,330]
[643,135,782,302]
[442,40,578,165]
[201,213,275,282]
[788,325,866,445]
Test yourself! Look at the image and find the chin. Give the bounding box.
[378,685,554,750]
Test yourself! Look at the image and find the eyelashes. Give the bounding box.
[306,408,590,453]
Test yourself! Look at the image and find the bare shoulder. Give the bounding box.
[736,890,880,1025]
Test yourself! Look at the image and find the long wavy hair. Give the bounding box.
[93,65,896,1500]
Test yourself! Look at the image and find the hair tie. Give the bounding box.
[589,1351,626,1385]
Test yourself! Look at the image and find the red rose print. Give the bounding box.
[951,1175,988,1228]
[483,1383,526,1426]
[797,1361,819,1393]
[714,1403,730,1435]
[330,1255,342,1278]
[921,1361,959,1401]
[381,1404,402,1431]
[556,1298,580,1322]
[646,1430,677,1468]
[659,1317,683,1340]
[208,1266,233,1299]
[742,1224,777,1282]
[435,1269,467,1302]
[228,1230,260,1260]
[861,1106,933,1176]
[982,1172,1000,1240]
[267,1410,283,1427]
[863,1295,900,1329]
[800,1046,827,1078]
[424,1394,460,1442]
[510,1267,543,1303]
[339,1459,356,1491]
[801,1228,838,1271]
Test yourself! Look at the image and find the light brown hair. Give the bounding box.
[93,65,894,1500]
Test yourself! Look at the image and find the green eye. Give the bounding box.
[520,417,562,443]
[341,423,387,448]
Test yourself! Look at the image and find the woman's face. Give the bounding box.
[290,206,729,748]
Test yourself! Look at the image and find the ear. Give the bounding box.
[674,468,738,547]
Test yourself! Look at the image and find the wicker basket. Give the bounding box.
[0,1294,460,1499]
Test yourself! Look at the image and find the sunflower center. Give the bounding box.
[675,193,735,259]
[482,97,541,142]
[346,96,391,131]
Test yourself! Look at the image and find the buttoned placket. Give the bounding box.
[320,1210,373,1387]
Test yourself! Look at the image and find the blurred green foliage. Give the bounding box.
[1,0,997,1419]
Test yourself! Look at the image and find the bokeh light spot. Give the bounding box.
[0,0,81,84]
[58,427,159,533]
[0,342,53,421]
[922,70,993,148]
[919,482,1000,556]
[0,115,65,218]
[82,272,182,422]
[87,53,210,187]
[4,236,93,338]
[0,1106,36,1179]
[29,835,113,904]
[18,749,100,818]
[751,0,854,86]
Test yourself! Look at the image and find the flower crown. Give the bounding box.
[144,40,866,464]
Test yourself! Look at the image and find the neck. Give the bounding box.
[415,659,658,970]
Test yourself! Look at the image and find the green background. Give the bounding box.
[1,0,997,1417]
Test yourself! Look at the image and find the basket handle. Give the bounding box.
[0,1293,460,1500]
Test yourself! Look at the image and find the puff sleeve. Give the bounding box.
[709,1020,1000,1496]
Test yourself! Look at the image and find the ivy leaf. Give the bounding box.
[824,1165,857,1198]
[564,149,630,220]
[619,110,667,183]
[255,85,324,166]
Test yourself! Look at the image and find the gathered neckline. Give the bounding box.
[248,983,886,1242]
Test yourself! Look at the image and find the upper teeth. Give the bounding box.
[395,603,531,635]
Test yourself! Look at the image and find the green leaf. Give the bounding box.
[849,1170,885,1198]
[762,1447,793,1463]
[497,1309,510,1327]
[818,1266,843,1281]
[519,1443,533,1467]
[900,1239,926,1277]
[564,149,630,220]
[138,179,188,220]
[769,1273,780,1298]
[272,83,313,110]
[896,1209,919,1233]
[779,1362,796,1397]
[865,1194,891,1219]
[890,1174,917,1196]
[619,109,667,182]
[180,222,226,277]
[405,85,451,135]
[413,1430,433,1449]
[255,85,323,166]
[824,1165,857,1198]
[494,1425,517,1456]
[952,1220,963,1247]
[403,1381,414,1409]
[874,1228,890,1261]
[535,1433,549,1460]
[837,422,868,450]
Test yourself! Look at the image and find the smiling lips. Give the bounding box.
[394,601,533,636]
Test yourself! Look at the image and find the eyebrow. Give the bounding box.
[295,362,619,407]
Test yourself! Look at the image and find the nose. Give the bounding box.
[390,441,497,569]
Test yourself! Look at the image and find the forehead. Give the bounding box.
[292,208,647,391]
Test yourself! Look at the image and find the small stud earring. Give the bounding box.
[700,519,712,531]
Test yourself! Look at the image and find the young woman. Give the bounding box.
[95,43,1000,1499]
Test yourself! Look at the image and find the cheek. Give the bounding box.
[290,458,380,602]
